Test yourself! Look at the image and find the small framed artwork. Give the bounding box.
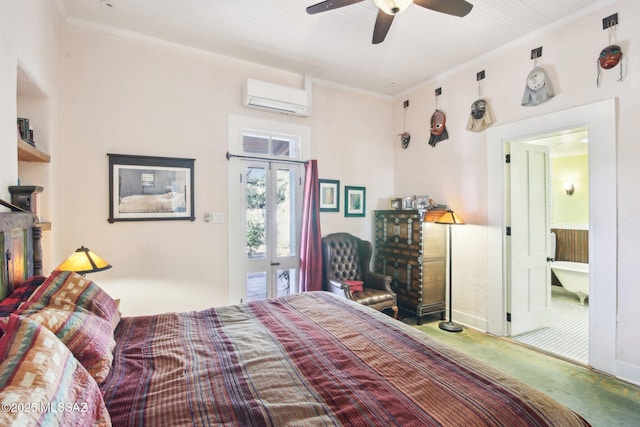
[319,179,340,212]
[402,196,415,210]
[345,186,366,217]
[414,195,429,210]
[390,198,402,210]
[108,153,195,223]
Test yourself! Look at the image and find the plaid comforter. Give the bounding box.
[100,292,590,426]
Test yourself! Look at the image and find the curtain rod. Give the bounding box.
[225,152,309,165]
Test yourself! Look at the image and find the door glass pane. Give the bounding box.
[246,166,266,260]
[277,269,297,297]
[246,272,266,302]
[276,168,296,257]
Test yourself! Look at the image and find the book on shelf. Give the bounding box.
[17,117,36,146]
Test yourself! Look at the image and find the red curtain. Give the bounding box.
[299,160,323,292]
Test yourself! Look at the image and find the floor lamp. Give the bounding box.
[436,210,465,332]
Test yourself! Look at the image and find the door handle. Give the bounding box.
[546,257,555,262]
[270,262,280,266]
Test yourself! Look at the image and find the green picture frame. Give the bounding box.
[319,179,340,212]
[344,186,366,217]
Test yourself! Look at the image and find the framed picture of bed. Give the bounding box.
[108,153,195,222]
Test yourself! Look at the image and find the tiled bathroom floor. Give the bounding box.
[512,286,589,364]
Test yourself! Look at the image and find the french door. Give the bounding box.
[230,160,302,303]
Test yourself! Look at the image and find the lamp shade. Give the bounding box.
[56,246,112,274]
[435,210,465,225]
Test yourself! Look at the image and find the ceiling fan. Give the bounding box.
[306,0,473,44]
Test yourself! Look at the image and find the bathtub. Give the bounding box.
[550,261,589,305]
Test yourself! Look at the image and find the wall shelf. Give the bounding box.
[17,138,50,163]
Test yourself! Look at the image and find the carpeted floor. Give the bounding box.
[404,315,640,427]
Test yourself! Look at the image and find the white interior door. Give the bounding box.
[507,141,552,336]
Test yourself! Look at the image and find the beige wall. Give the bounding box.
[393,0,640,382]
[54,26,393,313]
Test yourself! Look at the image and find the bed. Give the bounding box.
[0,212,590,426]
[118,192,186,213]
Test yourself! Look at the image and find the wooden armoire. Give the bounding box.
[373,210,447,324]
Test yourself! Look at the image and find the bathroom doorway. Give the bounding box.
[507,127,590,365]
[486,99,617,377]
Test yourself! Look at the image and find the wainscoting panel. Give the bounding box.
[552,228,588,263]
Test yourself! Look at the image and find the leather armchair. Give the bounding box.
[322,232,398,318]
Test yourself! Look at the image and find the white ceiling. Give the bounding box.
[55,0,608,97]
[523,127,589,157]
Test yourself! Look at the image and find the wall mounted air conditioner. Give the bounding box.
[242,77,311,117]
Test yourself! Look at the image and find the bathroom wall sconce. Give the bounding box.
[563,182,575,195]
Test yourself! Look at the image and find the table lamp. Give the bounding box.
[56,246,112,275]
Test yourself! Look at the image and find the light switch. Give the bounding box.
[211,212,224,224]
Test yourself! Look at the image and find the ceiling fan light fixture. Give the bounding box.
[374,0,413,15]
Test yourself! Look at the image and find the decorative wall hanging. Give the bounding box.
[428,88,448,147]
[398,100,411,149]
[597,14,623,87]
[428,110,448,146]
[521,48,554,107]
[467,70,493,132]
[467,99,493,132]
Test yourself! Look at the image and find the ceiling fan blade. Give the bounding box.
[413,0,473,17]
[372,9,394,44]
[306,0,365,15]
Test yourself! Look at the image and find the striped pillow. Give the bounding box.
[0,314,111,426]
[17,271,120,383]
[26,270,121,331]
[18,306,115,384]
